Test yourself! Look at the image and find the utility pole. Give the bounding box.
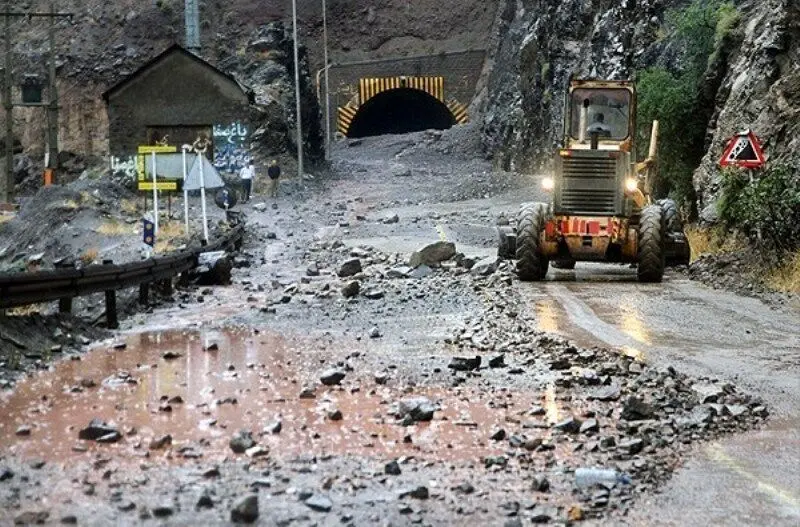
[292,0,304,178]
[0,4,71,204]
[46,2,59,172]
[3,0,12,204]
[322,0,331,161]
[184,0,201,53]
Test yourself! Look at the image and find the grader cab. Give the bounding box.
[497,79,690,282]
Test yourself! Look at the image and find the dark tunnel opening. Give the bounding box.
[347,88,456,138]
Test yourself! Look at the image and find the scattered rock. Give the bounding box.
[337,259,362,278]
[304,494,333,512]
[368,327,382,339]
[341,281,361,298]
[409,241,456,268]
[320,368,346,386]
[691,382,724,404]
[15,424,31,437]
[385,460,402,475]
[78,419,120,442]
[13,511,49,525]
[399,486,429,499]
[393,397,437,423]
[229,430,256,454]
[489,354,506,368]
[448,355,481,371]
[620,397,656,421]
[531,474,550,492]
[553,417,582,434]
[149,434,172,450]
[230,495,259,523]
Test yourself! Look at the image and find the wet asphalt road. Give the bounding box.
[275,133,800,525]
[518,268,800,526]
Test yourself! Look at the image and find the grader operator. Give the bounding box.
[497,79,690,282]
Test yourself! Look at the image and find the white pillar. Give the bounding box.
[151,151,159,234]
[198,152,209,243]
[181,146,190,235]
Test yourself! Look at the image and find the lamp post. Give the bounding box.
[291,0,304,178]
[322,0,331,161]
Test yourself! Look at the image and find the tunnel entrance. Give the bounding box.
[347,88,456,138]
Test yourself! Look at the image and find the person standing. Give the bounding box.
[239,161,255,203]
[267,160,281,198]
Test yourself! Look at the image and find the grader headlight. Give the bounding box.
[625,177,638,193]
[542,177,555,191]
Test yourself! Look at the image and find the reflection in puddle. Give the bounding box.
[536,300,560,333]
[0,328,556,465]
[620,302,651,345]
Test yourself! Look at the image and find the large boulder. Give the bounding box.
[409,241,456,268]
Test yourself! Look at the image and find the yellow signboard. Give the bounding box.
[137,181,181,192]
[137,145,178,181]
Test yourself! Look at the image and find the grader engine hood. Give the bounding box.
[553,149,632,217]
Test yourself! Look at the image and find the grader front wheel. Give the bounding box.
[637,204,666,282]
[516,204,549,281]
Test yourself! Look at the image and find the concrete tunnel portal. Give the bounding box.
[346,88,457,138]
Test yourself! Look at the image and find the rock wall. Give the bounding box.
[482,0,799,219]
[481,0,686,172]
[693,0,799,221]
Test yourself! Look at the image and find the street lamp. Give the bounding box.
[292,0,304,178]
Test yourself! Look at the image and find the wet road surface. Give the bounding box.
[0,328,562,465]
[520,265,800,525]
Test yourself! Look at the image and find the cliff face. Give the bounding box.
[481,0,799,217]
[693,0,799,221]
[481,0,685,172]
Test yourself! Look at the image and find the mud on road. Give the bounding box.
[0,127,796,525]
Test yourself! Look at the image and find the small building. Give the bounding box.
[103,44,255,177]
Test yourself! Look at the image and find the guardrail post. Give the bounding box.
[58,297,72,313]
[102,260,118,329]
[54,259,74,313]
[105,290,118,329]
[139,283,149,305]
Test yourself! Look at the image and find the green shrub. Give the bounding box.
[718,165,800,254]
[636,0,739,207]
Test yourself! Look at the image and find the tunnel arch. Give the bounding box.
[346,88,456,138]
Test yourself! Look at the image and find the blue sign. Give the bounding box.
[143,219,155,247]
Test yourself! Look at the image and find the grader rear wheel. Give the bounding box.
[516,204,549,281]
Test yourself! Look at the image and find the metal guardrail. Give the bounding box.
[0,224,245,327]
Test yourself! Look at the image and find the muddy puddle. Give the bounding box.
[0,328,560,466]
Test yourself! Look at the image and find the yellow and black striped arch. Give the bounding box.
[359,76,445,105]
[337,76,468,136]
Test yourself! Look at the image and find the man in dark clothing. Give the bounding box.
[267,160,281,197]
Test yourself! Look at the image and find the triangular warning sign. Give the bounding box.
[719,130,765,169]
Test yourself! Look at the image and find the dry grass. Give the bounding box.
[80,247,99,265]
[120,199,141,215]
[7,304,44,316]
[684,225,743,262]
[96,220,135,236]
[767,250,800,293]
[152,221,187,254]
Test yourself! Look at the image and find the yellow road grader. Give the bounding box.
[498,79,690,282]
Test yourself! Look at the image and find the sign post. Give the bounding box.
[181,145,191,235]
[151,151,158,234]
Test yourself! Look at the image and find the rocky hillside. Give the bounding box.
[480,0,798,215]
[1,0,495,168]
[693,0,799,220]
